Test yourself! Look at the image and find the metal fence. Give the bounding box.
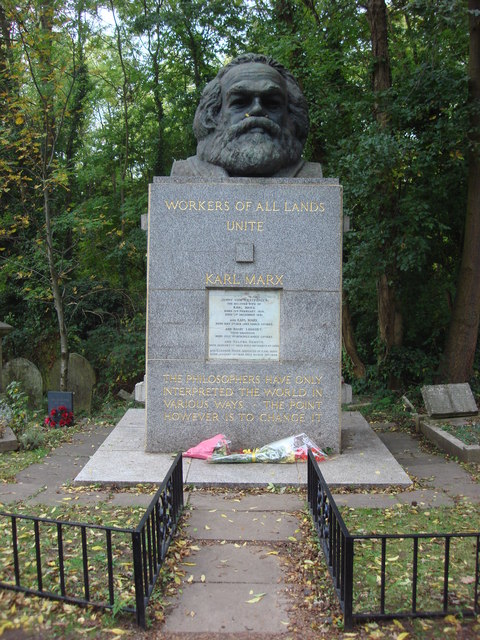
[0,453,184,628]
[307,450,480,630]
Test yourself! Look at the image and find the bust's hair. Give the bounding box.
[193,53,309,146]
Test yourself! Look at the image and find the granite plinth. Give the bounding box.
[146,177,343,453]
[74,409,411,488]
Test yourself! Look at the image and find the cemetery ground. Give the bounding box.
[0,398,479,639]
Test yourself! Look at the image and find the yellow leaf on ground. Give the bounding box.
[200,575,206,582]
[397,633,409,640]
[107,630,128,636]
[246,593,266,604]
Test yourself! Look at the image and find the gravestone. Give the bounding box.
[421,383,478,418]
[145,177,342,452]
[48,353,96,412]
[0,321,13,393]
[2,357,43,407]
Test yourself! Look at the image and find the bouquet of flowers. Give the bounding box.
[44,405,74,428]
[208,433,327,464]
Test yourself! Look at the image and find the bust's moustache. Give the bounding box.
[225,116,282,141]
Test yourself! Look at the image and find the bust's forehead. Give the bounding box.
[220,63,286,94]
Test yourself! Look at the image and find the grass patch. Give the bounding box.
[441,420,480,446]
[0,399,128,483]
[0,501,188,638]
[341,502,480,619]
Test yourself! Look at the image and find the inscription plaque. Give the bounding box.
[208,289,280,361]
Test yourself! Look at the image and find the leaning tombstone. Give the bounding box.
[145,54,343,454]
[421,383,478,419]
[48,353,96,413]
[2,357,43,408]
[0,402,18,452]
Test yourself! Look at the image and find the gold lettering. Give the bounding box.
[226,220,263,231]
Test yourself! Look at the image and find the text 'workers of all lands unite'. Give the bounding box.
[163,199,326,232]
[161,373,323,425]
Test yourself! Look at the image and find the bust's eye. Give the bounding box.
[263,96,283,110]
[229,95,249,108]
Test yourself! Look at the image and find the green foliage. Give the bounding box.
[0,0,477,394]
[3,381,31,435]
[18,424,46,450]
[84,313,146,394]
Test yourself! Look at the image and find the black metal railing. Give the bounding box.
[0,453,183,628]
[307,450,480,630]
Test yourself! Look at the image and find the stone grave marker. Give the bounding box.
[48,353,96,413]
[2,357,43,407]
[0,321,13,393]
[421,383,478,418]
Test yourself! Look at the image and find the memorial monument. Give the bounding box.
[145,54,343,453]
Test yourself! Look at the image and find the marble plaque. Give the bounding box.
[208,289,280,361]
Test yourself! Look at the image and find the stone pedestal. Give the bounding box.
[145,177,343,453]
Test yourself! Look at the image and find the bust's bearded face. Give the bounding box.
[197,63,303,177]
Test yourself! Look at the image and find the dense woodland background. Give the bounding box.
[1,0,479,403]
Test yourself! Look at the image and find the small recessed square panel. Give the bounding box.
[236,242,254,263]
[208,289,280,360]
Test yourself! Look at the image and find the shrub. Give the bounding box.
[19,424,46,450]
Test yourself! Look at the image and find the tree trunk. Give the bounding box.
[44,183,69,390]
[342,293,366,379]
[440,0,480,382]
[366,0,403,380]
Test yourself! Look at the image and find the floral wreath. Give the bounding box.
[44,405,74,428]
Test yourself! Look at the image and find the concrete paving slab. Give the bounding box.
[16,457,89,485]
[186,508,301,541]
[109,492,157,508]
[75,449,189,484]
[186,457,303,486]
[0,483,45,505]
[446,485,480,501]
[395,490,454,507]
[24,488,121,507]
[180,544,282,583]
[187,492,305,512]
[163,582,289,634]
[74,409,412,488]
[331,493,398,509]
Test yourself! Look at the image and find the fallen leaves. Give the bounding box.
[246,592,266,604]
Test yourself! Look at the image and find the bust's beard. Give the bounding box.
[197,117,303,177]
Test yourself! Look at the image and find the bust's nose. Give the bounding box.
[249,96,264,116]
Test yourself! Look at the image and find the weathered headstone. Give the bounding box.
[0,321,13,393]
[2,357,43,407]
[145,177,342,452]
[135,376,146,403]
[421,383,478,418]
[48,353,96,413]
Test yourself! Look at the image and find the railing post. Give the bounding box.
[343,535,354,630]
[132,531,146,629]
